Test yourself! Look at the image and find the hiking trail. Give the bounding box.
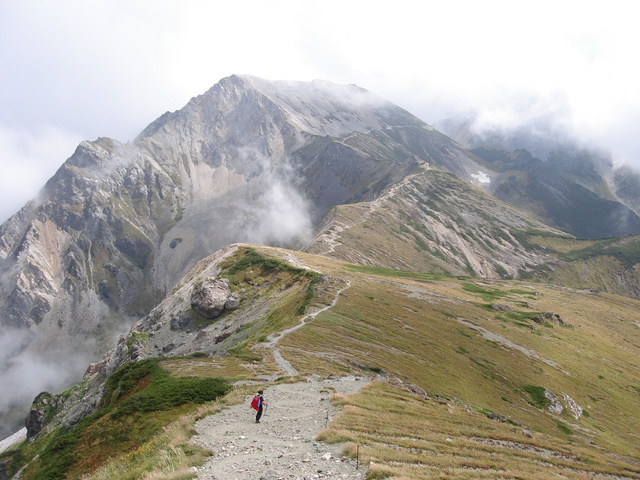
[264,278,351,377]
[192,376,368,480]
[192,261,368,479]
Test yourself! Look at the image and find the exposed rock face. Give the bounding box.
[535,312,564,325]
[539,389,583,420]
[491,304,513,311]
[190,277,239,319]
[562,394,583,419]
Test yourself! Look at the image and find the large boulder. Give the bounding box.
[190,277,239,319]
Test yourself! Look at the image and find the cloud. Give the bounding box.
[248,175,313,247]
[233,147,313,247]
[0,326,87,437]
[1,0,639,210]
[0,308,134,437]
[0,125,82,222]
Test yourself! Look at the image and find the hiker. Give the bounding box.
[251,390,267,423]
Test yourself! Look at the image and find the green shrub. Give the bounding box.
[522,385,550,409]
[32,428,82,480]
[222,247,306,276]
[557,422,573,435]
[28,359,231,480]
[104,359,229,416]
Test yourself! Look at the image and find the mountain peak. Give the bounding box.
[171,75,416,140]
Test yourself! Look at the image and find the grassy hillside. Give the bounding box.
[1,358,231,480]
[305,167,561,279]
[277,255,640,452]
[525,234,640,298]
[3,246,639,479]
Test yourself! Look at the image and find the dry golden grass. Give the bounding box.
[526,236,599,252]
[262,250,640,477]
[319,382,640,480]
[159,350,281,380]
[39,246,640,480]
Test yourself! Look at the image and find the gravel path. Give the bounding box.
[191,260,367,479]
[264,279,351,378]
[192,375,370,480]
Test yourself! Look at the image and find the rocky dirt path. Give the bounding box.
[191,256,367,479]
[264,278,351,377]
[192,375,369,480]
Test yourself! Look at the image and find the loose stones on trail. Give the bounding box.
[192,376,369,480]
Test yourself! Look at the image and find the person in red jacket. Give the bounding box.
[251,390,267,423]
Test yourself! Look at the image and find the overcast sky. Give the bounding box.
[1,0,639,222]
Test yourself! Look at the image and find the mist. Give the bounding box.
[0,326,91,438]
[245,172,313,248]
[0,125,82,223]
[235,147,313,248]
[434,87,640,179]
[0,291,136,439]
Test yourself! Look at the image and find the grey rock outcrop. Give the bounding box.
[544,389,564,415]
[191,277,239,319]
[562,393,583,419]
[25,392,63,439]
[491,304,513,311]
[534,312,563,325]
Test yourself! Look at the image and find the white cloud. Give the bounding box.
[0,0,639,223]
[0,125,82,221]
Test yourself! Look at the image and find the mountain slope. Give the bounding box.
[2,74,640,445]
[471,145,640,238]
[0,75,489,435]
[304,166,640,299]
[304,165,562,278]
[3,245,639,479]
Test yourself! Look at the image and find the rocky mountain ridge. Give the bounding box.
[305,165,562,278]
[1,75,640,441]
[0,75,493,436]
